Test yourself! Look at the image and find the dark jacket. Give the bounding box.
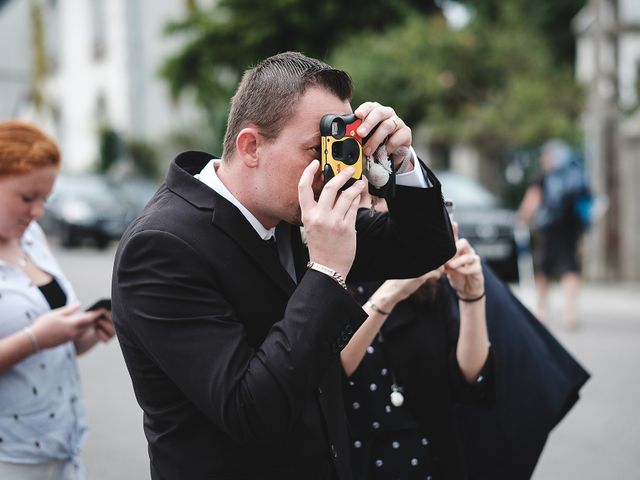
[111,151,455,480]
[454,263,590,479]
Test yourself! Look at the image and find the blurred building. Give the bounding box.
[0,0,209,171]
[574,0,640,280]
[0,0,33,121]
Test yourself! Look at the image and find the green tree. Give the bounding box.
[98,127,124,173]
[458,0,586,65]
[331,13,583,151]
[160,0,440,121]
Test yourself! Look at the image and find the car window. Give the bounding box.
[437,171,498,209]
[52,175,119,201]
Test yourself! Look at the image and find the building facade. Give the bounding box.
[574,0,640,280]
[0,0,208,171]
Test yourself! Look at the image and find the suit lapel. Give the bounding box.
[167,152,296,296]
[212,194,296,296]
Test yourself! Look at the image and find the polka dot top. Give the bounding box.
[0,222,88,466]
[344,333,437,480]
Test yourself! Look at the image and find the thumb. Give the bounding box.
[452,221,459,243]
[56,303,82,316]
[73,311,102,328]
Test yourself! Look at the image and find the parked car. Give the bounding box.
[40,173,140,248]
[113,177,159,213]
[438,170,520,283]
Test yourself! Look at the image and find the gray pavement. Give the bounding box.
[52,244,640,480]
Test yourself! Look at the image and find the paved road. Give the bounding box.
[53,244,640,480]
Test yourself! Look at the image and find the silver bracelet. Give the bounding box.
[24,326,40,353]
[306,261,347,290]
[365,299,391,316]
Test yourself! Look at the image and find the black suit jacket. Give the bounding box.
[112,151,455,479]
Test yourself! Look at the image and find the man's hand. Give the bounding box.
[299,160,365,279]
[354,102,412,171]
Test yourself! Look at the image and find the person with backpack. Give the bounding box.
[517,139,593,330]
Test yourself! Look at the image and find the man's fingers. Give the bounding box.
[298,160,320,212]
[353,104,411,157]
[343,186,363,228]
[333,179,365,219]
[380,118,411,159]
[316,166,356,211]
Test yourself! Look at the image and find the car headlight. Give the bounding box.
[60,201,95,225]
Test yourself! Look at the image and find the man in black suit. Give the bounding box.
[112,51,456,479]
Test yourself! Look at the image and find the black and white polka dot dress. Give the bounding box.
[344,334,436,480]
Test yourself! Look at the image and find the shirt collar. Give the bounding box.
[195,159,276,241]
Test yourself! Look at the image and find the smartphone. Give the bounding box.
[87,298,111,312]
[320,114,364,190]
[444,200,455,221]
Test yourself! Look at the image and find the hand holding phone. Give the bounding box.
[86,298,111,312]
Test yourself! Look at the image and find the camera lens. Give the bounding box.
[332,138,360,165]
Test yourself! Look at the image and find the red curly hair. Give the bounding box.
[0,121,61,178]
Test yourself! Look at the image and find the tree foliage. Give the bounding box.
[160,0,439,111]
[331,12,583,150]
[458,0,586,65]
[160,0,584,153]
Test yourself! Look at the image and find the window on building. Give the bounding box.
[44,0,60,73]
[95,92,109,126]
[91,0,107,60]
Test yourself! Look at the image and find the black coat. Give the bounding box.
[453,263,590,479]
[111,151,456,480]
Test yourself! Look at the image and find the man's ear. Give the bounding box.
[236,127,260,168]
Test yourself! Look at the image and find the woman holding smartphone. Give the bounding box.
[0,121,115,479]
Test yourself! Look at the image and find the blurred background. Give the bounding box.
[1,0,639,281]
[1,0,639,478]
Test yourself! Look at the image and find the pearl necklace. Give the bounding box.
[389,370,405,407]
[377,332,405,407]
[390,384,405,407]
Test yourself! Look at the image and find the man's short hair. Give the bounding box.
[222,51,353,160]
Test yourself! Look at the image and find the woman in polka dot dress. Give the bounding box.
[0,121,116,479]
[342,224,494,480]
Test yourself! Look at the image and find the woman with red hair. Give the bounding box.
[0,121,115,479]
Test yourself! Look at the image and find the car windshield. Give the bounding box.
[53,175,119,201]
[437,171,498,209]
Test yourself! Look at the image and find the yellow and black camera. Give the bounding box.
[320,114,364,189]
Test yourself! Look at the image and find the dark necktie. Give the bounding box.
[266,233,297,282]
[265,236,279,263]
